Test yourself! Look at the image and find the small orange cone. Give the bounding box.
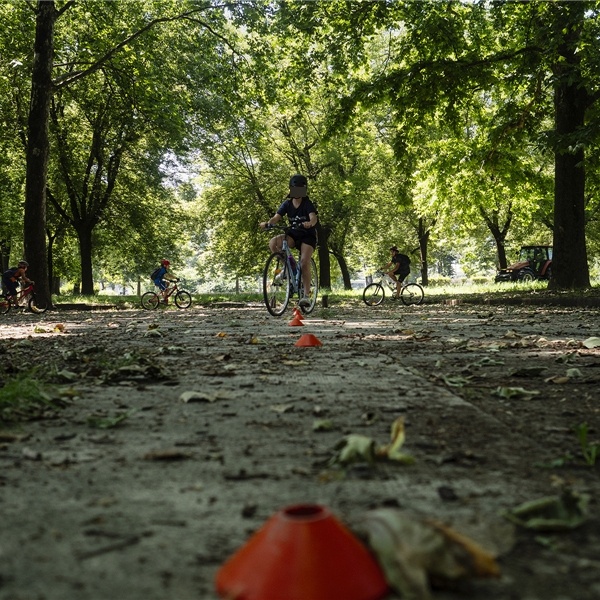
[295,333,322,347]
[288,316,304,326]
[293,308,305,320]
[215,504,388,600]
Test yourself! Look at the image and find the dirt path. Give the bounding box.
[1,301,599,600]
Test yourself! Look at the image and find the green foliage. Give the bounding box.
[574,423,599,467]
[0,371,56,425]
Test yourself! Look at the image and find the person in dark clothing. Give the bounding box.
[383,246,411,298]
[259,174,318,308]
[2,261,32,306]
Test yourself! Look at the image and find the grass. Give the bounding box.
[0,370,56,425]
[50,280,600,309]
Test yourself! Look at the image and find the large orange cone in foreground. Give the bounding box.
[215,504,389,600]
[294,333,322,347]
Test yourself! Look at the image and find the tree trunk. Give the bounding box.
[316,223,331,290]
[332,251,352,290]
[417,218,430,286]
[549,2,590,290]
[76,226,95,295]
[24,1,57,308]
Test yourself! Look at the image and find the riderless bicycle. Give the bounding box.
[262,225,319,316]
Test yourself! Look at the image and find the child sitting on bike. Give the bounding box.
[382,246,411,299]
[152,259,178,304]
[259,174,318,308]
[2,261,33,306]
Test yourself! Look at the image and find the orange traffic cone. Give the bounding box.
[288,316,304,326]
[293,308,305,320]
[295,333,322,347]
[215,504,389,600]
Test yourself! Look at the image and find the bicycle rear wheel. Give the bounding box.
[263,252,290,316]
[299,257,319,314]
[401,283,424,305]
[175,290,192,308]
[363,283,385,306]
[0,295,11,314]
[28,294,48,314]
[141,291,160,310]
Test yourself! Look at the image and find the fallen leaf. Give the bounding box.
[565,367,583,378]
[333,434,376,465]
[503,490,589,531]
[313,419,334,432]
[180,391,218,403]
[361,508,500,600]
[377,417,414,464]
[270,403,294,414]
[144,329,162,338]
[544,376,570,385]
[582,336,600,349]
[493,386,540,399]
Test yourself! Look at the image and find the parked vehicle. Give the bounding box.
[495,245,553,283]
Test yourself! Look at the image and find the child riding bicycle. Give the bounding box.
[259,174,318,308]
[2,261,33,306]
[151,259,178,304]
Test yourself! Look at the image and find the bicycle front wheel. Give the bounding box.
[0,295,11,314]
[263,253,290,316]
[175,290,192,309]
[28,294,48,314]
[299,257,319,314]
[141,291,160,310]
[363,283,385,306]
[401,283,424,306]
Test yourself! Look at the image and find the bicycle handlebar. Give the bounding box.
[263,223,305,232]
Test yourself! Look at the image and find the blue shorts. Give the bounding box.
[154,279,167,291]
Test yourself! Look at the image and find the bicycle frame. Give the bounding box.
[141,279,192,310]
[0,282,48,314]
[280,238,303,296]
[262,225,319,316]
[363,271,424,307]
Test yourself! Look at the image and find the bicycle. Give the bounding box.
[363,271,424,306]
[140,279,192,310]
[0,282,48,314]
[262,225,319,317]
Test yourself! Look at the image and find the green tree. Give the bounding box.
[289,0,600,289]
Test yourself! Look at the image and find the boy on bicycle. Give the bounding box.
[259,174,318,308]
[152,259,178,304]
[383,246,411,298]
[2,261,33,306]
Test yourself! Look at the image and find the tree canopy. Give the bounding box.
[2,0,599,297]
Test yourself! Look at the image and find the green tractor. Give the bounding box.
[495,245,553,283]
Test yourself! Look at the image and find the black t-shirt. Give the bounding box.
[276,197,318,232]
[392,254,410,272]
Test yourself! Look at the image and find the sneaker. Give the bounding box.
[298,296,310,308]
